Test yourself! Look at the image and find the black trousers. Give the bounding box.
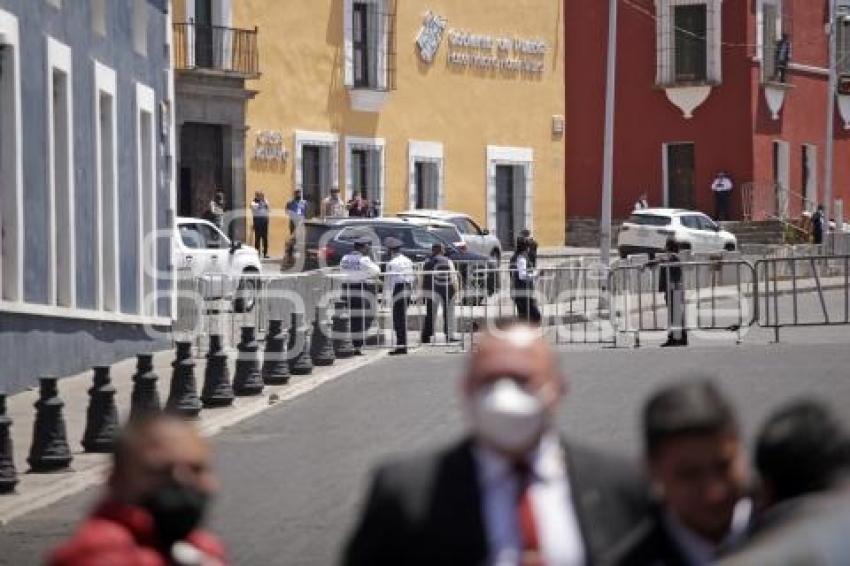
[513,292,542,325]
[392,283,411,347]
[344,283,376,348]
[714,191,731,221]
[254,219,268,256]
[422,286,454,342]
[664,286,688,344]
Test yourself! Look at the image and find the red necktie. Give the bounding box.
[516,463,545,566]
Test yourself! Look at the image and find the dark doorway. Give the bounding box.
[179,123,225,220]
[414,161,439,209]
[194,0,213,68]
[666,143,695,209]
[495,165,526,250]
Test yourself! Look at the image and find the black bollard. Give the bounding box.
[0,393,18,494]
[332,300,356,359]
[81,367,120,453]
[130,353,161,420]
[310,305,336,366]
[289,311,313,375]
[262,319,290,385]
[233,327,264,396]
[201,334,234,407]
[28,377,73,472]
[165,342,202,419]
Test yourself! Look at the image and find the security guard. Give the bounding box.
[340,237,381,354]
[421,242,459,344]
[384,237,414,355]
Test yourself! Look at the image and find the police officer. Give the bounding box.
[384,237,414,355]
[510,238,541,325]
[340,237,381,354]
[421,243,458,344]
[656,238,688,347]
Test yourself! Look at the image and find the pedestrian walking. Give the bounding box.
[344,321,650,565]
[654,239,688,347]
[421,242,458,344]
[608,380,752,565]
[712,171,734,221]
[510,238,542,325]
[49,413,227,566]
[250,190,270,258]
[812,204,826,245]
[518,228,539,268]
[321,187,347,218]
[286,189,308,235]
[339,237,381,354]
[384,237,414,355]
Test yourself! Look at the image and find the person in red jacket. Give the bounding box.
[49,413,227,566]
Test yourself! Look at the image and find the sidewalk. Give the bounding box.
[0,345,387,524]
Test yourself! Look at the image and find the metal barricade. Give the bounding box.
[754,255,850,342]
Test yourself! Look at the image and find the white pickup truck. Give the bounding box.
[173,217,262,312]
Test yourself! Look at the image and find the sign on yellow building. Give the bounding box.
[202,0,565,253]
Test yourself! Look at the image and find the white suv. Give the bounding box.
[396,210,503,260]
[173,217,262,311]
[617,208,737,258]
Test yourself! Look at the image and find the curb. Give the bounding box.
[0,350,387,525]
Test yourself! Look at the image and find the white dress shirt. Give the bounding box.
[711,177,733,192]
[385,253,415,288]
[515,255,536,282]
[474,432,586,566]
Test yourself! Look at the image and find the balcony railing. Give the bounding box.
[173,22,260,78]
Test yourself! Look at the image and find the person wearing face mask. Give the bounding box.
[344,319,649,566]
[49,413,226,566]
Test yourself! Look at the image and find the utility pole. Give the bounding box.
[824,0,837,241]
[600,0,618,265]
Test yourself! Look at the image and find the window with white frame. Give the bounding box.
[133,0,148,56]
[295,131,339,217]
[136,83,156,316]
[486,146,534,250]
[95,61,119,312]
[343,0,395,91]
[345,137,384,210]
[0,10,22,303]
[655,0,722,86]
[408,141,443,210]
[47,36,75,308]
[838,10,850,77]
[759,0,792,83]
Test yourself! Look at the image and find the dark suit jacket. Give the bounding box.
[602,506,691,566]
[342,437,650,566]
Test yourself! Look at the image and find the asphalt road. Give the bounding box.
[1,334,849,565]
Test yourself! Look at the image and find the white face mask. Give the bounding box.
[469,378,548,454]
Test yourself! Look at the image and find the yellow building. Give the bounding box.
[173,0,565,253]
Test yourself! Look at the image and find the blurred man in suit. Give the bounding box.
[344,320,649,566]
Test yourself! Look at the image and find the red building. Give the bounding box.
[566,0,850,233]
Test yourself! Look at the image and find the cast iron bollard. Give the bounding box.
[262,319,290,385]
[0,393,18,493]
[130,353,161,420]
[310,305,336,366]
[165,342,202,419]
[233,327,264,396]
[28,377,73,472]
[289,310,313,375]
[331,300,356,359]
[201,334,234,407]
[81,366,119,453]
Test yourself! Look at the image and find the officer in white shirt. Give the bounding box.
[340,237,381,354]
[384,237,414,355]
[711,171,734,221]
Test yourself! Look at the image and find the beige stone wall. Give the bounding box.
[231,0,565,252]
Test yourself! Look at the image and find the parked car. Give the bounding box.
[396,210,502,260]
[617,208,737,258]
[173,217,262,311]
[286,218,497,296]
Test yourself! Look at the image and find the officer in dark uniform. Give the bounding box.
[421,243,458,344]
[384,237,414,355]
[339,237,381,354]
[656,239,687,347]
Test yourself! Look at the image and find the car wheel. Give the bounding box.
[233,269,259,313]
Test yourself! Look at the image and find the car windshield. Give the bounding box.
[430,226,460,243]
[627,214,671,226]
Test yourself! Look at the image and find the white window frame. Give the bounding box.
[133,0,148,56]
[756,0,783,61]
[408,140,444,210]
[655,0,723,86]
[46,35,75,308]
[485,146,534,236]
[345,136,385,210]
[94,61,119,312]
[294,130,339,200]
[343,0,389,89]
[0,9,22,303]
[136,82,157,316]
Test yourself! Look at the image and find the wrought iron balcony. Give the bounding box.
[173,22,260,78]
